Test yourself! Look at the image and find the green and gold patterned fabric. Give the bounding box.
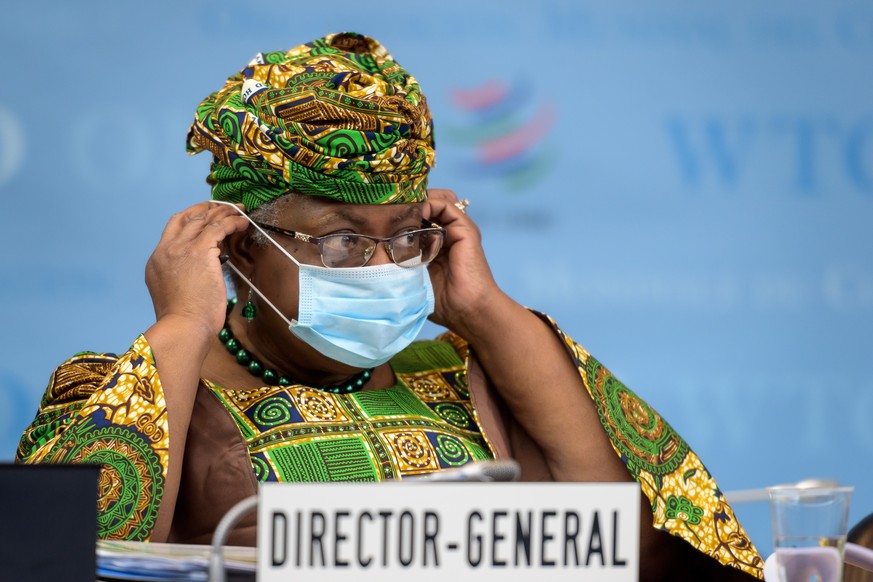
[186,32,434,211]
[207,339,491,482]
[541,313,764,577]
[16,318,763,579]
[16,337,166,541]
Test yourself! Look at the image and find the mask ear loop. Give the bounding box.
[222,260,297,328]
[211,200,303,267]
[211,200,300,327]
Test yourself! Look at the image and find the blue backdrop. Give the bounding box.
[2,0,872,557]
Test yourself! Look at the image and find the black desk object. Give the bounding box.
[0,463,99,582]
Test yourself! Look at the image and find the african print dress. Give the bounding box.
[16,316,764,579]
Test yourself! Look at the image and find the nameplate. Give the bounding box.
[257,482,639,581]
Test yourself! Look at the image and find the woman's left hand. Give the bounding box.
[424,189,506,336]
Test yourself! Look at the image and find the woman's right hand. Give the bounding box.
[145,201,250,339]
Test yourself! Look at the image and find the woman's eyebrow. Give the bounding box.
[388,205,422,223]
[311,205,421,228]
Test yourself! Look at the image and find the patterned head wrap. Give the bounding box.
[186,32,434,211]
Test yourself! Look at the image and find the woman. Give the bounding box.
[17,32,762,580]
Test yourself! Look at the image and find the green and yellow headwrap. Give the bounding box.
[186,32,435,211]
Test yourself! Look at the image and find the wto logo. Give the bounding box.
[444,80,557,192]
[666,115,873,194]
[0,106,26,189]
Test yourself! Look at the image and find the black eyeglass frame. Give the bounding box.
[253,220,447,268]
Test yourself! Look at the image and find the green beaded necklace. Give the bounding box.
[219,298,373,394]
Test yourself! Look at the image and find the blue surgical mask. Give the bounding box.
[289,261,434,368]
[217,201,435,368]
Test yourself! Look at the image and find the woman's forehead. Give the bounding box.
[276,196,424,229]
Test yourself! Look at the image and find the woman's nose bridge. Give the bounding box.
[367,239,393,265]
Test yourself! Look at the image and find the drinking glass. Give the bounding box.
[767,486,853,582]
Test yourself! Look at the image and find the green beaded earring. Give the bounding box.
[242,289,257,321]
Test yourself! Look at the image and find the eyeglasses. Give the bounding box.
[253,220,447,268]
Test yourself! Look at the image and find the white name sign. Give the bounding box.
[257,482,639,581]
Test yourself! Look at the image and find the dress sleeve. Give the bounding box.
[442,313,765,580]
[16,335,168,542]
